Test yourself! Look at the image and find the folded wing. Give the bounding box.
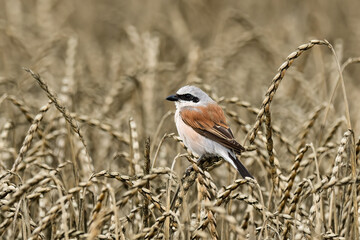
[180,104,245,154]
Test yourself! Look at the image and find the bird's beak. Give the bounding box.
[166,94,179,101]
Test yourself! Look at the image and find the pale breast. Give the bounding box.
[175,110,207,156]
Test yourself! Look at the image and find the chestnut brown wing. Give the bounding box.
[180,104,245,154]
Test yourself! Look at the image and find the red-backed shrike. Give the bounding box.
[166,86,253,179]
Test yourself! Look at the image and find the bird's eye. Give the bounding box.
[184,94,192,100]
[178,93,199,103]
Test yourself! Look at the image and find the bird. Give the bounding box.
[166,85,253,179]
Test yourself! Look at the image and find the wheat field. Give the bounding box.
[1,1,360,239]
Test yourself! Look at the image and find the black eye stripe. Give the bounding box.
[177,94,199,103]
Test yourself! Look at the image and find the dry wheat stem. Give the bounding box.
[9,102,51,174]
[264,104,279,193]
[6,95,35,124]
[281,181,309,238]
[151,111,173,155]
[323,117,345,146]
[326,44,353,130]
[277,145,309,213]
[129,117,141,175]
[24,68,94,174]
[171,154,222,213]
[297,105,325,151]
[249,40,329,144]
[320,57,360,143]
[70,112,130,144]
[225,108,297,156]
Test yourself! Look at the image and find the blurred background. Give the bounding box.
[1,0,360,179]
[2,1,360,239]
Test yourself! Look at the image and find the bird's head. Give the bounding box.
[166,85,214,109]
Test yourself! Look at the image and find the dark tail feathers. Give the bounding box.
[228,152,253,179]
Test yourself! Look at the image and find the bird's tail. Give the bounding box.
[228,152,253,179]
